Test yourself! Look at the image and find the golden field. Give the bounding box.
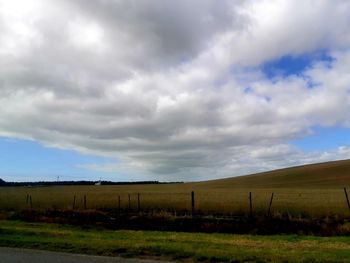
[1,159,350,217]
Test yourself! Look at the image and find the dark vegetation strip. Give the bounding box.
[5,209,350,236]
[0,178,183,187]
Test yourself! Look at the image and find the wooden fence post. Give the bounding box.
[267,193,274,217]
[118,195,121,214]
[72,195,76,210]
[29,195,32,209]
[137,193,140,212]
[191,191,195,217]
[344,188,350,211]
[128,194,131,210]
[26,194,29,205]
[84,195,87,209]
[249,192,253,218]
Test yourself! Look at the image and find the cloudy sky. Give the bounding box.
[1,0,350,182]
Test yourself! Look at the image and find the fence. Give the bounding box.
[9,187,350,218]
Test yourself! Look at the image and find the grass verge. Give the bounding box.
[1,220,350,262]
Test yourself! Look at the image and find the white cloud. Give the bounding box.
[0,0,350,181]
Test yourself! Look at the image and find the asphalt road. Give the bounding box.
[0,247,170,263]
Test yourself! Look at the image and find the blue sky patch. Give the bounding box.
[243,87,254,93]
[262,51,333,79]
[0,137,116,182]
[291,126,350,152]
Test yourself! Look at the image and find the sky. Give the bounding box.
[0,0,350,182]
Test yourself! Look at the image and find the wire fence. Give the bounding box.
[3,187,349,218]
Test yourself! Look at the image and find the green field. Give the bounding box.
[1,220,350,262]
[1,159,350,217]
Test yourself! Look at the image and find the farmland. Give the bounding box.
[2,160,350,262]
[1,159,350,217]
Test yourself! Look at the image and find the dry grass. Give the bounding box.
[200,159,350,189]
[0,185,349,217]
[1,159,350,217]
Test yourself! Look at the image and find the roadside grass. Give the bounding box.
[1,220,350,262]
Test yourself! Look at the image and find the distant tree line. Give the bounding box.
[0,179,183,187]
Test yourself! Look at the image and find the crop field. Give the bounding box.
[0,185,349,218]
[1,160,350,218]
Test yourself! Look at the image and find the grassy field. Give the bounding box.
[200,159,350,189]
[1,220,350,262]
[1,159,350,217]
[0,185,349,217]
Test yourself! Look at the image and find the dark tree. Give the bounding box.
[0,178,5,186]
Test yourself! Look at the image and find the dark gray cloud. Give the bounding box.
[67,0,243,68]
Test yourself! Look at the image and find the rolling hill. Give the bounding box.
[195,159,350,189]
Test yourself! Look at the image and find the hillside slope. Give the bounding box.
[195,159,350,189]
